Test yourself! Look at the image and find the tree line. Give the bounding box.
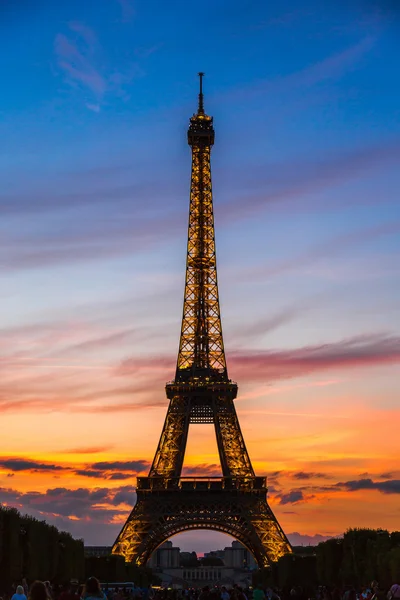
[316,528,400,588]
[0,506,85,590]
[254,529,400,590]
[0,506,158,590]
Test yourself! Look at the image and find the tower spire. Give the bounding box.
[198,71,205,114]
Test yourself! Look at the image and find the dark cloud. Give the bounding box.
[0,484,135,522]
[0,487,21,504]
[74,470,104,479]
[310,485,340,493]
[0,456,148,483]
[278,490,305,505]
[110,486,136,506]
[108,473,133,480]
[0,458,66,472]
[292,471,329,480]
[338,478,400,494]
[90,460,149,472]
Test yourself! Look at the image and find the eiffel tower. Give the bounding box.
[112,74,292,568]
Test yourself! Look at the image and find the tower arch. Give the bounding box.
[144,524,259,568]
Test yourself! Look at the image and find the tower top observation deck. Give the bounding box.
[188,72,214,147]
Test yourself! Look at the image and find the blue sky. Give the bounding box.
[0,0,399,552]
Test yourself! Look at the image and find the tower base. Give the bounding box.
[112,477,291,567]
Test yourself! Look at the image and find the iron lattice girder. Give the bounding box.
[112,480,292,568]
[176,140,226,376]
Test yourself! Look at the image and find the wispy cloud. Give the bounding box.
[222,140,400,221]
[63,446,113,454]
[244,221,400,281]
[218,37,376,106]
[116,0,135,22]
[55,23,106,100]
[229,293,329,344]
[284,35,375,88]
[54,20,139,110]
[1,211,181,272]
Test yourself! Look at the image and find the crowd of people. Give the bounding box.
[316,583,400,600]
[1,579,399,600]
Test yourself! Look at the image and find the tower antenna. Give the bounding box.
[198,71,205,114]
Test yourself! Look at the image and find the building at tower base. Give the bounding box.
[148,540,257,589]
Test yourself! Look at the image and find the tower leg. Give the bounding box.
[148,396,190,478]
[213,395,255,478]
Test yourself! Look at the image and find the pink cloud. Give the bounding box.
[228,333,400,382]
[116,333,400,385]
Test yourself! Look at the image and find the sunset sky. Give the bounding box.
[1,0,399,555]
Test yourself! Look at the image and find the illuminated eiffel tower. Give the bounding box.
[112,74,292,568]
